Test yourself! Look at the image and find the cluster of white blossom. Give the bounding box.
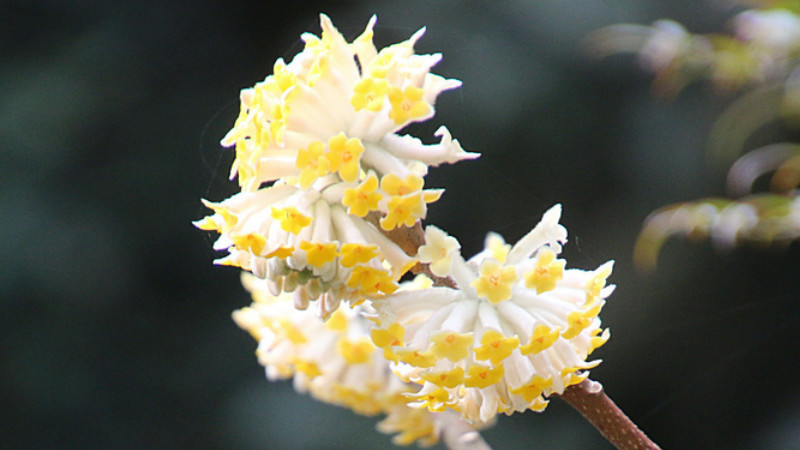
[198,14,614,445]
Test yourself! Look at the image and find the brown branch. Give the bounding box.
[367,212,426,256]
[557,379,660,450]
[370,214,457,288]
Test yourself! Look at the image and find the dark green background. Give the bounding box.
[3,1,800,448]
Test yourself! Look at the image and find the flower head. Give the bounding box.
[197,15,481,317]
[195,180,416,318]
[219,14,477,212]
[371,205,614,424]
[232,273,439,445]
[417,225,461,277]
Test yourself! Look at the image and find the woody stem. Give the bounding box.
[557,379,660,449]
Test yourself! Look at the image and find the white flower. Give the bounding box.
[371,205,614,424]
[232,273,439,445]
[220,14,478,228]
[418,225,461,277]
[195,180,416,317]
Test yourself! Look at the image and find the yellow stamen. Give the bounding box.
[299,241,339,267]
[351,77,389,112]
[380,194,424,230]
[388,85,430,124]
[510,375,553,403]
[429,331,473,361]
[464,364,505,389]
[337,337,374,364]
[524,248,565,293]
[271,206,312,235]
[471,260,518,304]
[394,348,436,368]
[420,367,465,388]
[342,173,382,217]
[295,141,330,188]
[326,133,364,183]
[520,324,561,355]
[231,233,267,255]
[473,329,520,365]
[339,243,379,267]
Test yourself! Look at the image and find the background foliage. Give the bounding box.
[3,1,799,448]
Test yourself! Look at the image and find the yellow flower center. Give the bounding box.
[380,194,425,230]
[326,133,364,183]
[380,173,424,196]
[231,233,267,255]
[271,206,312,235]
[429,331,473,361]
[342,173,382,217]
[473,329,520,365]
[510,375,553,403]
[562,302,603,339]
[524,248,565,293]
[464,364,505,389]
[351,77,389,112]
[394,348,436,368]
[420,367,465,388]
[471,260,518,304]
[339,243,379,267]
[295,141,330,188]
[520,324,561,355]
[337,337,374,364]
[346,266,398,295]
[388,86,430,124]
[299,241,339,267]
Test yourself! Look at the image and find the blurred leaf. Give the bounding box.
[726,143,800,196]
[634,199,731,271]
[707,84,784,169]
[634,194,800,271]
[771,152,800,191]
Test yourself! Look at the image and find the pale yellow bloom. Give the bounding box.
[371,205,615,424]
[195,181,415,318]
[232,273,440,446]
[220,14,477,195]
[418,225,461,277]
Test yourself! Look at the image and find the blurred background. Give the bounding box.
[3,1,800,448]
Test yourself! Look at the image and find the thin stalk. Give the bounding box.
[558,379,660,449]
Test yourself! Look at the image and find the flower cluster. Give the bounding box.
[196,14,476,317]
[371,205,613,424]
[200,13,616,445]
[233,273,439,446]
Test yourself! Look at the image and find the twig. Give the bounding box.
[558,379,660,449]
